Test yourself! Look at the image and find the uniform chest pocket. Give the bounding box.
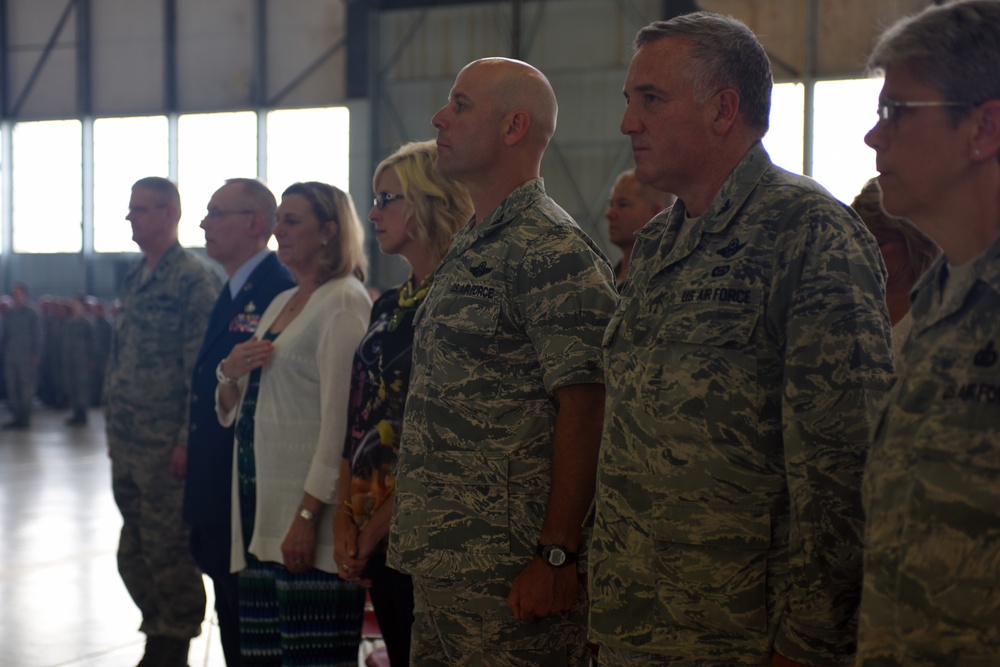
[648,296,761,398]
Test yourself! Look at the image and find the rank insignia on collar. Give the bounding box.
[974,341,997,368]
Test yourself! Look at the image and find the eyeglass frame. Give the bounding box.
[202,209,256,222]
[877,98,975,123]
[373,192,406,210]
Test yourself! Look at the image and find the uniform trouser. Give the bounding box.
[191,523,241,667]
[410,573,589,667]
[66,362,91,416]
[111,440,206,640]
[365,553,414,667]
[4,359,36,421]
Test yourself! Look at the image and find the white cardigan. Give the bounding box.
[217,277,371,574]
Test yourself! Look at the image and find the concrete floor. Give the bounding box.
[0,407,385,667]
[0,407,229,667]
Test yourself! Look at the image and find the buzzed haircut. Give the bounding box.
[615,169,677,210]
[132,176,181,213]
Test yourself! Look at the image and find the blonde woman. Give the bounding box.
[216,181,371,666]
[333,140,472,666]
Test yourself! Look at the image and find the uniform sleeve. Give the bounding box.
[175,264,222,447]
[305,287,372,503]
[513,229,618,393]
[770,200,895,665]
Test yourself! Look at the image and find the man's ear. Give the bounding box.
[710,89,741,135]
[971,99,1000,162]
[247,211,268,238]
[503,109,532,146]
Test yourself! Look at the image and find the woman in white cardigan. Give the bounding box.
[215,181,371,666]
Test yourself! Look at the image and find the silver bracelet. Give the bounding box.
[215,359,238,386]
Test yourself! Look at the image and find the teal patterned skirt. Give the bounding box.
[236,351,364,666]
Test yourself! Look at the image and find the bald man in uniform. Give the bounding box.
[605,169,675,285]
[387,58,617,666]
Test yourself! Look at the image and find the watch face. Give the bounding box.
[546,546,567,566]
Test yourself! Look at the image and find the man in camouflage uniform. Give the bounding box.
[388,58,617,666]
[589,13,894,667]
[106,176,220,667]
[2,282,41,429]
[63,295,96,425]
[605,169,675,287]
[859,2,1000,664]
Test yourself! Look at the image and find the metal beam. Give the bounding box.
[9,0,77,117]
[376,0,499,9]
[0,0,9,118]
[802,0,818,176]
[254,0,268,107]
[76,0,91,115]
[346,0,370,98]
[164,0,178,111]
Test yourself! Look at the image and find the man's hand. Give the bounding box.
[506,557,577,622]
[168,445,187,478]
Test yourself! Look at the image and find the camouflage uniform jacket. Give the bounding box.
[589,143,894,665]
[106,242,221,449]
[387,178,617,582]
[858,234,1000,666]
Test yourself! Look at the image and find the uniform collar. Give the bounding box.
[473,178,546,238]
[637,142,771,254]
[911,230,1000,327]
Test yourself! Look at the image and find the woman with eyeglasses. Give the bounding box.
[333,140,473,666]
[215,181,371,666]
[859,2,1000,665]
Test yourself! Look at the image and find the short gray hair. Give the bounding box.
[132,176,181,216]
[225,178,278,234]
[635,12,772,139]
[868,0,1000,125]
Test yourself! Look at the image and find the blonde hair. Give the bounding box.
[373,140,474,265]
[851,178,940,281]
[281,182,368,283]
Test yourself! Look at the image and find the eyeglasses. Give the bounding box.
[877,98,973,123]
[128,204,167,216]
[202,209,254,221]
[373,192,405,210]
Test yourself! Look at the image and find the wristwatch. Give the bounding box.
[215,359,238,386]
[536,543,578,567]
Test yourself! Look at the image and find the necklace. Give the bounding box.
[389,275,432,331]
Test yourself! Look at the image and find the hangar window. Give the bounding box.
[93,116,170,253]
[177,111,258,248]
[812,78,883,204]
[266,107,351,201]
[12,120,83,254]
[763,82,806,176]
